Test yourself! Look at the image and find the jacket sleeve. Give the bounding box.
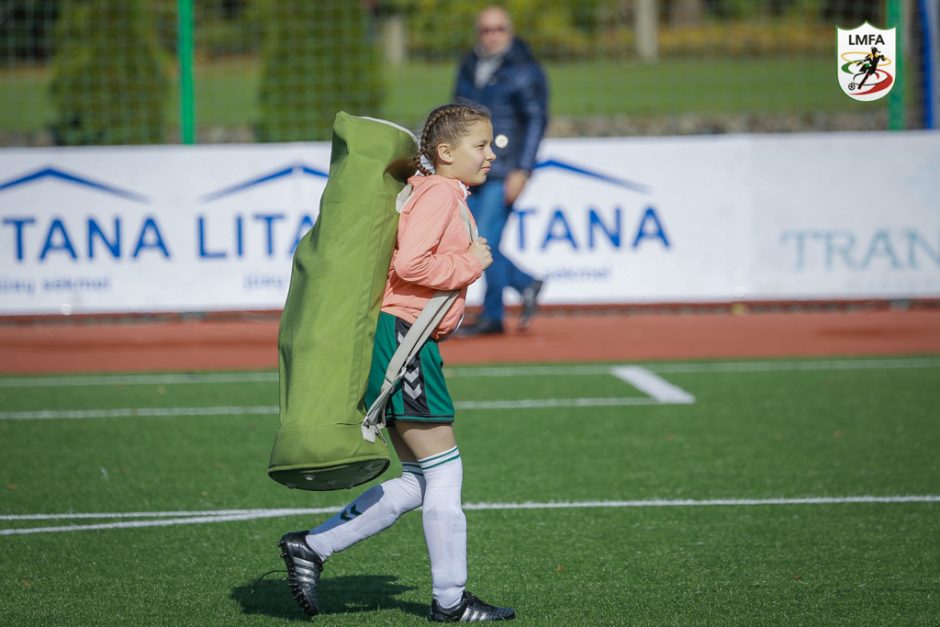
[512,62,549,173]
[454,54,475,100]
[393,187,484,291]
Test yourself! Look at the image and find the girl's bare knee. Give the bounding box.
[393,422,457,460]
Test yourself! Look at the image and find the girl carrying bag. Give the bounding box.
[269,112,476,491]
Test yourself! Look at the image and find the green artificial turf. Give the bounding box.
[1,355,938,624]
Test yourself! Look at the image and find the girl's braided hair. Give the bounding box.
[415,101,491,176]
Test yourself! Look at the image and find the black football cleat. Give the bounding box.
[455,318,505,337]
[428,591,515,622]
[518,279,544,330]
[278,531,324,616]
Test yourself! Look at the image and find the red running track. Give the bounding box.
[1,309,938,374]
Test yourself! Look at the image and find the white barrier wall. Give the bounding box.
[1,132,938,315]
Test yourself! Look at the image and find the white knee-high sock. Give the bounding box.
[419,446,467,610]
[305,463,425,560]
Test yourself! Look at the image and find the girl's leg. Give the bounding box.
[395,422,467,611]
[394,421,456,458]
[506,257,535,295]
[304,428,426,560]
[279,429,425,616]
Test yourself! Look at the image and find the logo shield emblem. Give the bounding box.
[837,22,896,101]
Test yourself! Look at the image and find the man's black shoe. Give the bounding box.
[518,279,544,330]
[456,318,505,337]
[428,591,515,622]
[278,531,323,616]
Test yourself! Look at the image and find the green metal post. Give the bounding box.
[887,0,905,130]
[178,0,196,143]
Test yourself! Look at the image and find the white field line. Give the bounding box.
[0,397,663,421]
[457,397,662,410]
[648,357,940,374]
[448,357,940,377]
[3,496,938,536]
[0,509,325,521]
[3,357,936,420]
[0,406,279,421]
[0,365,693,420]
[2,357,939,389]
[611,366,696,404]
[0,372,278,388]
[0,510,337,536]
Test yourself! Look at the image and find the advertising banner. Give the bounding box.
[1,132,937,315]
[746,133,940,299]
[500,131,940,304]
[0,144,329,314]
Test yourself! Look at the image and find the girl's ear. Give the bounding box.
[436,142,454,165]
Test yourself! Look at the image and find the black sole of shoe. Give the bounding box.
[278,538,320,616]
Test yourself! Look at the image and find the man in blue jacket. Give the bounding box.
[455,5,548,336]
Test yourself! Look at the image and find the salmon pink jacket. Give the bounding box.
[381,174,484,338]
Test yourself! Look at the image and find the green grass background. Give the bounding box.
[0,57,889,136]
[1,356,938,625]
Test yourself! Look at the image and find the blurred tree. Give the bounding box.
[821,0,882,23]
[49,0,169,145]
[0,0,61,63]
[712,0,769,19]
[257,0,381,141]
[669,0,704,25]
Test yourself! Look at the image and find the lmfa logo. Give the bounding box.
[837,22,896,101]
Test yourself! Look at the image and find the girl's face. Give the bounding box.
[438,119,496,186]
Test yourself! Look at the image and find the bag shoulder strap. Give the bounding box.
[458,199,477,241]
[361,194,477,443]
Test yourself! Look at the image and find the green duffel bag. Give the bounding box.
[269,112,417,491]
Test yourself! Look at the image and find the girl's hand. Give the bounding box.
[469,237,493,269]
[503,170,530,206]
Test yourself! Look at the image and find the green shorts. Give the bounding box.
[365,312,455,424]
